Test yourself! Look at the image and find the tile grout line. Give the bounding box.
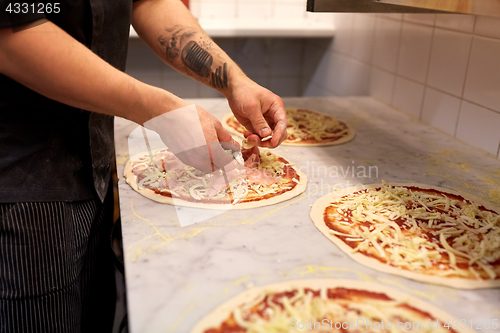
[418,15,437,121]
[454,16,477,137]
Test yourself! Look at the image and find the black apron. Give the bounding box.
[0,0,134,202]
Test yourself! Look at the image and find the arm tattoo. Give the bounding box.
[211,63,228,89]
[158,26,228,89]
[181,41,212,78]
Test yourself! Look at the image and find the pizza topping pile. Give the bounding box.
[225,108,350,144]
[131,148,295,203]
[285,107,348,143]
[326,181,500,280]
[206,287,452,333]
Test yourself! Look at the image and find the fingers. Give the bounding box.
[262,101,287,148]
[215,119,239,151]
[245,101,273,138]
[209,142,235,170]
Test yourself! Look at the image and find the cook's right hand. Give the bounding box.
[144,104,240,173]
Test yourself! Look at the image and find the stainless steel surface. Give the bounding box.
[307,0,500,18]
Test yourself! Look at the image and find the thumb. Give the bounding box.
[246,103,272,138]
[214,120,239,150]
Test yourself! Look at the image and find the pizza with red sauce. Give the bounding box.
[191,279,471,333]
[222,107,355,146]
[310,182,500,288]
[124,146,307,209]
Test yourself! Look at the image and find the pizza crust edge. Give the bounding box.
[221,111,356,147]
[123,153,308,210]
[310,183,500,289]
[189,278,475,333]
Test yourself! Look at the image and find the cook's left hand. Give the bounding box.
[226,78,287,148]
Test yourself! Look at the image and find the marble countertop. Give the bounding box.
[114,97,500,333]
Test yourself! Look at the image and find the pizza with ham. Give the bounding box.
[310,182,500,289]
[124,146,307,209]
[222,107,355,146]
[191,279,472,333]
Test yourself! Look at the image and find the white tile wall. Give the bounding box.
[351,14,376,63]
[238,1,272,20]
[198,0,236,21]
[306,12,500,158]
[333,13,354,55]
[403,14,435,26]
[426,28,472,97]
[392,76,425,118]
[474,16,500,39]
[463,36,500,113]
[372,17,402,72]
[421,87,461,136]
[435,14,475,33]
[369,67,395,104]
[456,101,500,155]
[396,22,433,83]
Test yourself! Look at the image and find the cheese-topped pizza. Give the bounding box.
[191,279,472,333]
[124,146,307,209]
[310,182,500,289]
[222,107,355,146]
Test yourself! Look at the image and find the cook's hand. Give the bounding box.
[226,79,287,148]
[144,104,239,172]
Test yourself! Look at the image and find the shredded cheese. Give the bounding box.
[132,148,295,203]
[214,287,452,333]
[328,182,500,280]
[230,108,348,143]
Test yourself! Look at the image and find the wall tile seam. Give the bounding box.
[389,15,404,107]
[402,14,436,27]
[331,49,373,68]
[452,134,500,159]
[349,13,377,65]
[378,14,403,22]
[470,34,500,43]
[418,22,436,120]
[453,99,464,139]
[344,13,355,58]
[452,31,476,136]
[458,99,500,116]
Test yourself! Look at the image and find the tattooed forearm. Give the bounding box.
[181,41,212,78]
[158,25,229,90]
[158,26,196,61]
[211,63,228,89]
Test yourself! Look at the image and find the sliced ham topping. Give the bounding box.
[162,155,185,172]
[245,168,277,186]
[208,174,228,198]
[244,153,260,169]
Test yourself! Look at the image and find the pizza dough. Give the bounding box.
[222,107,355,147]
[124,148,307,210]
[310,182,500,289]
[191,279,474,333]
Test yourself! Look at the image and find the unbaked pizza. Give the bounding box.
[124,146,307,209]
[191,279,472,333]
[310,182,500,289]
[222,107,355,146]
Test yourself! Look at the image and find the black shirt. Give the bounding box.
[0,0,135,202]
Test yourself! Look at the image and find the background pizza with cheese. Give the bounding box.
[310,182,500,289]
[222,107,355,146]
